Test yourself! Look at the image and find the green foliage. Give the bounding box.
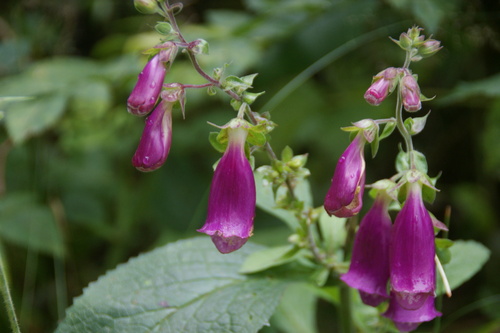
[56,238,288,333]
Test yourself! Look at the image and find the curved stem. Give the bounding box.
[395,84,415,168]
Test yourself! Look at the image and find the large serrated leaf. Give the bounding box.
[56,238,288,333]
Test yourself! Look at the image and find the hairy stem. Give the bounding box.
[0,249,21,333]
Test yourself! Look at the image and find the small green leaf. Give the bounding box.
[437,240,490,295]
[240,245,302,274]
[191,39,209,55]
[247,130,267,146]
[242,91,265,105]
[57,238,288,333]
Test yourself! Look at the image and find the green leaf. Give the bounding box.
[5,93,67,144]
[318,211,346,260]
[57,238,288,333]
[208,132,227,153]
[0,193,65,257]
[437,240,490,295]
[271,283,319,333]
[240,245,302,274]
[254,171,300,230]
[379,121,396,140]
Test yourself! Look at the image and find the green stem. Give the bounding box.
[395,79,415,168]
[0,248,21,333]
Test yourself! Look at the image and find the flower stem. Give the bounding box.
[395,75,415,168]
[0,249,21,333]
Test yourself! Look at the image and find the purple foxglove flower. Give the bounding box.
[390,183,435,310]
[364,67,398,106]
[341,194,392,307]
[132,100,172,172]
[324,134,366,218]
[198,127,256,254]
[127,54,167,116]
[401,73,422,112]
[383,292,441,332]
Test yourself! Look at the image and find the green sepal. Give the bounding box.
[404,112,430,136]
[395,149,428,174]
[207,86,217,96]
[281,146,293,163]
[223,74,257,94]
[435,238,454,265]
[379,121,397,140]
[242,91,265,105]
[230,98,242,111]
[208,132,227,153]
[247,130,266,146]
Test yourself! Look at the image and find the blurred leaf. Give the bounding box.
[437,240,490,295]
[255,171,300,230]
[4,93,67,144]
[0,193,64,257]
[482,100,500,178]
[56,238,288,333]
[318,210,346,260]
[440,73,500,104]
[240,244,303,274]
[271,283,319,333]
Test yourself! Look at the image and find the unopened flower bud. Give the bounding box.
[132,100,173,172]
[198,127,256,254]
[419,39,442,57]
[134,0,159,14]
[401,72,422,112]
[324,134,366,217]
[364,67,399,106]
[127,54,167,116]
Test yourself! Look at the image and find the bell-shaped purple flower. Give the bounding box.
[324,134,366,217]
[198,127,256,254]
[401,72,422,112]
[127,53,167,116]
[390,183,435,310]
[364,67,399,106]
[132,100,173,172]
[383,292,441,332]
[341,194,392,307]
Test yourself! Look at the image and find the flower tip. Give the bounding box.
[364,90,383,106]
[210,232,249,254]
[394,291,431,310]
[359,291,388,307]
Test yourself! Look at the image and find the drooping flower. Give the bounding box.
[390,182,435,310]
[132,100,173,172]
[364,67,399,106]
[198,126,256,254]
[383,292,441,332]
[341,194,392,307]
[324,134,366,217]
[127,53,167,116]
[401,72,422,112]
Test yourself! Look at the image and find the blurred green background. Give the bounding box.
[0,0,499,332]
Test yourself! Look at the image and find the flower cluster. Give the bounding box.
[325,27,444,331]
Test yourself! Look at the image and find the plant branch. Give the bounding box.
[0,248,21,333]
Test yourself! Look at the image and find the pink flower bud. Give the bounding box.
[390,183,435,310]
[127,54,167,116]
[420,39,442,57]
[401,73,422,112]
[340,194,392,307]
[324,134,366,217]
[364,67,398,106]
[132,100,173,172]
[198,127,256,254]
